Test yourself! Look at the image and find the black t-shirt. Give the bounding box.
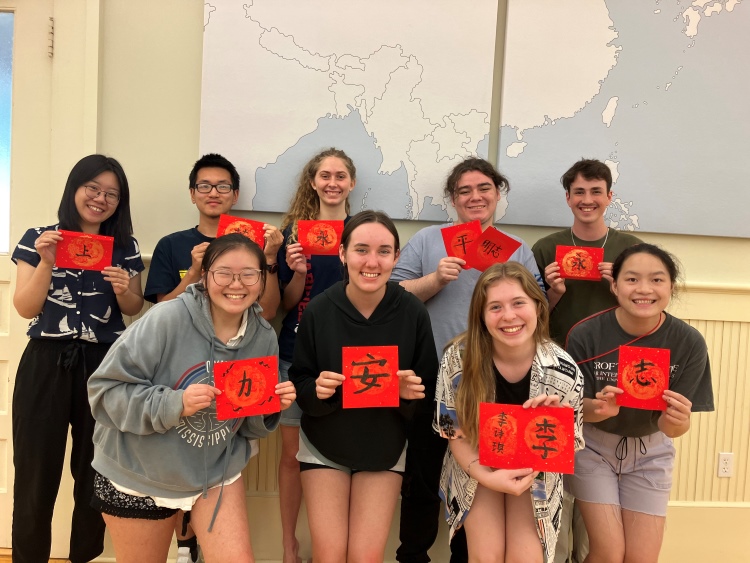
[494,365,531,405]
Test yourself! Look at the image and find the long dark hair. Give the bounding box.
[57,154,134,248]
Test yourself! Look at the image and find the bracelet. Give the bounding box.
[467,458,480,478]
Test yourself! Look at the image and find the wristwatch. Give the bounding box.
[266,262,279,274]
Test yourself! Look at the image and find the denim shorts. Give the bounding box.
[279,359,302,427]
[566,423,675,516]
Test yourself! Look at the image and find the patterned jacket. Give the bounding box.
[434,340,584,561]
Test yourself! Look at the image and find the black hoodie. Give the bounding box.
[290,281,438,471]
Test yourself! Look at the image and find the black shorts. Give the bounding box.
[91,472,178,521]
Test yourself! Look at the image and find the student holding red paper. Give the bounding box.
[88,234,296,563]
[533,160,642,563]
[289,211,438,563]
[435,262,583,563]
[275,148,355,563]
[10,154,144,563]
[533,159,642,344]
[391,157,542,563]
[566,244,713,563]
[145,153,282,321]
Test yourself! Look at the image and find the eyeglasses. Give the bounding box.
[83,185,120,205]
[194,183,234,194]
[208,268,262,287]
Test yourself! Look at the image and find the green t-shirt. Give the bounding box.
[532,228,642,345]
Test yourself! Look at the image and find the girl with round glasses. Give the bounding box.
[11,154,145,563]
[88,234,296,563]
[276,147,357,562]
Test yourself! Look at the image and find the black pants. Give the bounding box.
[12,339,109,563]
[397,408,468,563]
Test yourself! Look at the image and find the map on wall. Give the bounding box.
[200,0,498,221]
[497,0,748,238]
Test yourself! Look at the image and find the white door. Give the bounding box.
[0,0,55,550]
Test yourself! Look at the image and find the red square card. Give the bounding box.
[214,356,279,420]
[441,221,482,260]
[342,346,399,409]
[555,245,604,281]
[479,403,575,474]
[463,227,522,272]
[616,346,670,411]
[217,214,266,248]
[55,230,114,271]
[297,220,344,255]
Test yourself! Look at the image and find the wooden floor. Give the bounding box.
[0,547,67,562]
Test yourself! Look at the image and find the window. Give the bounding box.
[0,11,13,253]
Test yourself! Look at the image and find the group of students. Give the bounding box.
[11,150,713,563]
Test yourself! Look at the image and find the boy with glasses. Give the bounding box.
[145,153,281,318]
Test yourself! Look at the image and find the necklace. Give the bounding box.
[571,227,609,248]
[573,308,664,365]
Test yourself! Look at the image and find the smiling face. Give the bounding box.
[451,170,501,229]
[340,222,399,301]
[612,252,673,325]
[483,279,539,353]
[74,171,120,233]
[204,247,262,323]
[565,173,612,228]
[191,166,239,219]
[311,156,355,211]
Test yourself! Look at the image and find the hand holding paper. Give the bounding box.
[591,385,623,418]
[34,230,62,266]
[181,383,222,418]
[316,371,344,400]
[397,370,425,401]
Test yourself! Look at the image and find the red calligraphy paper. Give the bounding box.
[297,220,344,255]
[555,245,604,281]
[479,403,575,473]
[342,346,399,409]
[55,230,113,271]
[616,346,670,410]
[441,221,482,260]
[217,214,265,248]
[214,356,279,420]
[463,227,522,272]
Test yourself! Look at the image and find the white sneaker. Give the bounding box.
[176,546,194,563]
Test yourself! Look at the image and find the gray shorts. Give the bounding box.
[279,359,302,427]
[297,430,407,475]
[566,423,674,517]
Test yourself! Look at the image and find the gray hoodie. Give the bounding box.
[88,284,279,499]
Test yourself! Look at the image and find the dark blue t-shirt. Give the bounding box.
[144,227,213,303]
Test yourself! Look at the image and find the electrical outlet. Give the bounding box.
[718,452,733,478]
